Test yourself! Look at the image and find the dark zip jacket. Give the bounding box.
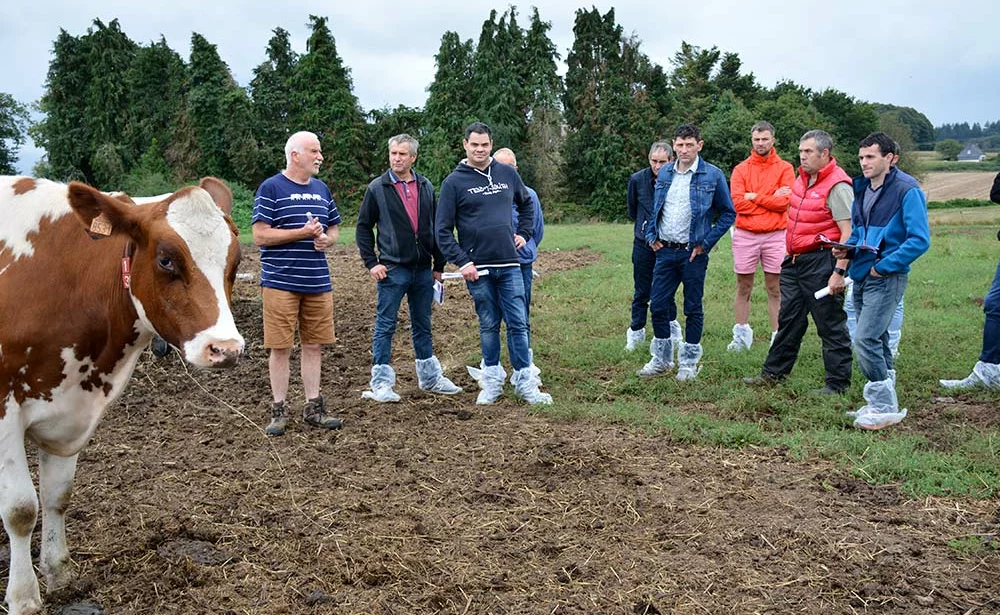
[356,170,444,272]
[435,159,533,269]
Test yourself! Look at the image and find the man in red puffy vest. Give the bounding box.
[744,130,853,393]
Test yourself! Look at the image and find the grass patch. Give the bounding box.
[523,222,1000,498]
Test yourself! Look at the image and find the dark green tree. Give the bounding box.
[84,19,137,187]
[562,7,670,219]
[713,52,760,109]
[32,29,95,182]
[874,104,935,149]
[288,15,368,217]
[122,38,187,180]
[810,88,878,175]
[935,139,963,161]
[518,7,564,201]
[187,32,241,179]
[250,27,298,182]
[0,93,30,174]
[669,42,720,127]
[365,105,425,179]
[421,31,476,185]
[701,90,756,175]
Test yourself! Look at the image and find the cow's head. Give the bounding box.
[66,177,245,367]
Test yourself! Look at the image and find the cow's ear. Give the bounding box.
[198,177,233,216]
[67,182,138,239]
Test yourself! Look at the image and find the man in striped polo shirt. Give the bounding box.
[252,131,344,436]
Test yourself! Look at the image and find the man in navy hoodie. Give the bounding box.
[436,122,552,405]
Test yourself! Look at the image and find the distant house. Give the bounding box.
[957,144,986,162]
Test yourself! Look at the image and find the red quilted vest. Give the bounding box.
[785,158,851,254]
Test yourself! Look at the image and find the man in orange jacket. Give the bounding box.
[727,121,795,352]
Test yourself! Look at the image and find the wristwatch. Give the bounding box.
[832,267,847,276]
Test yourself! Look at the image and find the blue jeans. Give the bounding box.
[372,265,434,365]
[982,258,1000,363]
[852,273,907,382]
[649,246,709,343]
[466,266,531,370]
[846,293,903,343]
[630,238,656,330]
[520,262,534,347]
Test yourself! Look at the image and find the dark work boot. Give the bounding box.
[265,401,288,437]
[302,395,343,430]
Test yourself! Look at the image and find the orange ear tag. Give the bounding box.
[90,213,113,236]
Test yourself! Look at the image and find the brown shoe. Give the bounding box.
[302,395,343,430]
[265,401,288,436]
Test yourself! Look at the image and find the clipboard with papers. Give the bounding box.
[817,233,879,254]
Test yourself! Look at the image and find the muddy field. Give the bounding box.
[923,171,996,202]
[6,245,1000,615]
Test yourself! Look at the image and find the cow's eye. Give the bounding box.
[158,256,175,273]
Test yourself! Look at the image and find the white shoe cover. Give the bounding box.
[475,364,506,405]
[625,327,646,351]
[416,356,463,394]
[939,361,1000,390]
[851,379,907,430]
[361,364,401,402]
[636,337,674,377]
[676,342,703,381]
[726,324,753,352]
[511,367,553,405]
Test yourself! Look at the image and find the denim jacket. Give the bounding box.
[644,157,736,253]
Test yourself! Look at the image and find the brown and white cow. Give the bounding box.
[0,176,244,615]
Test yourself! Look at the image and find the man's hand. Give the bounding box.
[689,244,705,262]
[433,271,443,282]
[649,239,663,252]
[869,267,883,278]
[828,270,847,294]
[514,234,526,250]
[369,264,387,281]
[303,216,323,239]
[744,192,757,201]
[313,232,331,251]
[831,247,848,259]
[774,186,791,197]
[460,262,479,281]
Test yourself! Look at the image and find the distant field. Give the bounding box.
[923,171,996,201]
[927,204,1000,225]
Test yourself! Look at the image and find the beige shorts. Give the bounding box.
[262,287,335,348]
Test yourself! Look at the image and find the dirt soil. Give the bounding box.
[6,245,1000,615]
[923,171,997,202]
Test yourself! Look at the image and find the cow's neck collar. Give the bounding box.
[121,241,133,289]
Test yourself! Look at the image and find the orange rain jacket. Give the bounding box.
[729,148,795,233]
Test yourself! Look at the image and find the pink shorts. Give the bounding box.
[732,227,786,275]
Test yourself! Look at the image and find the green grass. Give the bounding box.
[523,223,1000,498]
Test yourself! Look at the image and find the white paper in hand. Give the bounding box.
[433,279,444,305]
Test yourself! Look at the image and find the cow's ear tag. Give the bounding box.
[89,213,113,238]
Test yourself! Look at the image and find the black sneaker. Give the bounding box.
[743,373,782,386]
[302,395,343,430]
[265,401,288,436]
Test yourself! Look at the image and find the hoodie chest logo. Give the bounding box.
[467,181,509,197]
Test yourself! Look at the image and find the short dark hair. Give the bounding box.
[464,122,492,140]
[859,131,899,157]
[674,124,701,141]
[751,120,776,136]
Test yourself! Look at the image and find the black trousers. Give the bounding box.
[761,250,852,390]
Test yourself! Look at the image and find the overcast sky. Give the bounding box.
[2,0,998,173]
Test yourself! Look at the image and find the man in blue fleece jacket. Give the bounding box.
[435,122,552,405]
[833,132,930,430]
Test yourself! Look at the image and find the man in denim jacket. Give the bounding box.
[639,124,736,380]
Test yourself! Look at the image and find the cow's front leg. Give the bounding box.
[38,449,80,592]
[1,423,43,615]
